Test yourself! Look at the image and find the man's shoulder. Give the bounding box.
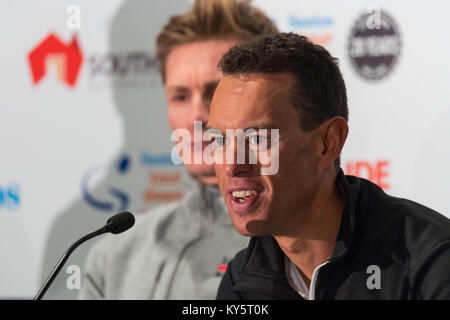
[228,241,251,268]
[353,175,450,266]
[87,201,185,262]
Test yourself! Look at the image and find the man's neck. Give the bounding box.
[275,172,345,287]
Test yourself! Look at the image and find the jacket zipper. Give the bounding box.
[164,184,213,299]
[309,261,330,300]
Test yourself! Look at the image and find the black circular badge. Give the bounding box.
[348,9,401,81]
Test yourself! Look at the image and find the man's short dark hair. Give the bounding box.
[218,32,348,169]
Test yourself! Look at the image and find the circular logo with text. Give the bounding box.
[348,8,401,81]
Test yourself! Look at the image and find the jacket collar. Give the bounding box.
[234,169,363,298]
[233,235,302,299]
[330,168,361,261]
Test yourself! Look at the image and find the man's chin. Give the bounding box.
[233,219,268,237]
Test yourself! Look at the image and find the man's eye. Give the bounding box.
[172,94,188,102]
[212,136,225,148]
[249,134,268,145]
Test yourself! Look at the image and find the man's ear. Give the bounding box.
[318,116,349,169]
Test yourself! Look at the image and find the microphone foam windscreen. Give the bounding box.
[107,211,135,234]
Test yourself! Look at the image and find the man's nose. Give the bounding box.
[224,138,256,177]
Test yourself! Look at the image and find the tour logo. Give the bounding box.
[28,33,83,87]
[348,9,401,81]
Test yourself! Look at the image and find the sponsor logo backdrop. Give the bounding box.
[0,0,449,298]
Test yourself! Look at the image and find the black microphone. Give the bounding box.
[34,211,135,300]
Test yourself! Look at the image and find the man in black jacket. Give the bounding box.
[207,32,450,299]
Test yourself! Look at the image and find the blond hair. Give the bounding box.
[156,0,278,82]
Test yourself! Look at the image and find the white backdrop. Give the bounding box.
[0,0,449,299]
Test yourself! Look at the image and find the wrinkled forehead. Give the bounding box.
[209,73,298,131]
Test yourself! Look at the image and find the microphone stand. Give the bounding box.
[34,222,113,300]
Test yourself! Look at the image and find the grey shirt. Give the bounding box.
[78,178,248,299]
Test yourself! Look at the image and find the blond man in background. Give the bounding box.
[79,0,277,299]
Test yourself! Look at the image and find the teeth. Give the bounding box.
[232,190,258,198]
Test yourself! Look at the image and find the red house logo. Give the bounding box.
[28,33,83,87]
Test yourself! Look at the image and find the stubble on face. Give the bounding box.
[209,73,323,237]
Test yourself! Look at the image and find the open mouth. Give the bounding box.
[229,189,261,214]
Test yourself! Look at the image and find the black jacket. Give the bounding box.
[216,170,450,300]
